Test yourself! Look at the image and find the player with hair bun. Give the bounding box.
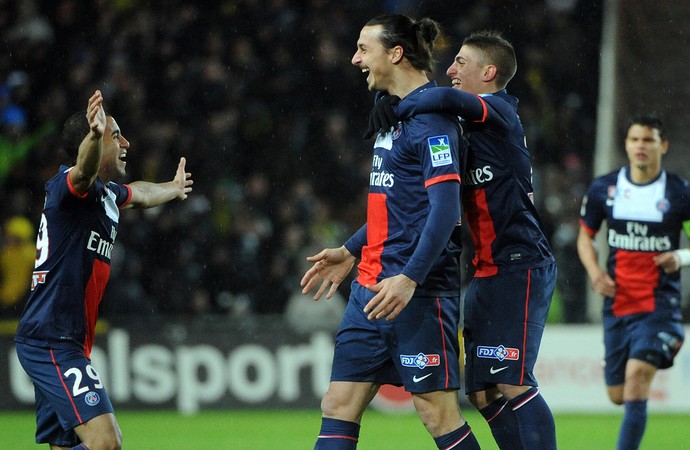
[301,14,479,450]
[367,30,558,449]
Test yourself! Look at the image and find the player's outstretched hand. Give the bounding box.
[362,94,401,139]
[300,246,355,301]
[363,274,417,321]
[173,157,193,200]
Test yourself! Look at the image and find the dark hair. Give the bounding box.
[61,111,90,162]
[462,30,517,89]
[365,14,441,73]
[628,114,665,140]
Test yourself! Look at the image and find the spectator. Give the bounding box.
[0,215,35,317]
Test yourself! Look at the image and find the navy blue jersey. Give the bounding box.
[580,167,690,316]
[350,82,463,296]
[396,88,553,277]
[15,166,132,358]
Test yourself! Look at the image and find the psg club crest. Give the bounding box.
[607,185,617,199]
[656,198,670,213]
[391,124,402,140]
[84,391,101,406]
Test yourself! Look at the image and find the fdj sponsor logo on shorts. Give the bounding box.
[428,135,452,167]
[477,345,519,361]
[400,353,441,369]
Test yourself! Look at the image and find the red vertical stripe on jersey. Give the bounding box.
[465,189,498,277]
[83,259,111,359]
[358,193,388,287]
[519,270,531,386]
[613,250,658,316]
[50,349,83,423]
[434,297,451,389]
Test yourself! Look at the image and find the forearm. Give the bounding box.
[396,88,485,120]
[127,180,182,209]
[576,231,604,280]
[70,131,102,193]
[402,182,460,284]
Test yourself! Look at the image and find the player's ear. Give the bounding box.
[390,45,404,64]
[661,139,670,155]
[483,64,498,83]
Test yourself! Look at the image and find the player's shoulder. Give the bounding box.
[591,169,619,185]
[481,90,517,112]
[585,170,618,197]
[664,170,690,188]
[406,111,459,132]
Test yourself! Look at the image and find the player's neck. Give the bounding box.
[629,164,661,184]
[387,71,430,99]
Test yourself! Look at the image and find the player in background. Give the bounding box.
[577,115,687,450]
[14,90,193,450]
[300,14,480,450]
[366,30,557,449]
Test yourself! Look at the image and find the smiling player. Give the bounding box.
[15,90,192,450]
[300,14,479,450]
[366,30,558,449]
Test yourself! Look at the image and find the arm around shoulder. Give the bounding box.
[397,87,485,121]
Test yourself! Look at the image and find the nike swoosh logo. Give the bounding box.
[413,373,432,383]
[490,366,509,375]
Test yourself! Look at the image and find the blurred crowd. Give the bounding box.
[0,0,601,325]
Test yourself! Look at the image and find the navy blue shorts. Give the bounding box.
[15,343,114,446]
[329,282,462,393]
[463,262,556,393]
[603,304,684,386]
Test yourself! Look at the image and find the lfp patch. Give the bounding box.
[428,135,452,167]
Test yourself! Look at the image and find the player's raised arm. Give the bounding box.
[125,157,193,209]
[69,90,106,194]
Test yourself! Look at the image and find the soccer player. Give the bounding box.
[577,115,687,450]
[14,90,193,450]
[367,30,558,449]
[300,14,480,450]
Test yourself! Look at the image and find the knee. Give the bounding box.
[320,390,363,422]
[91,428,122,450]
[467,392,485,410]
[103,432,123,450]
[609,395,624,406]
[320,391,340,417]
[412,391,463,437]
[414,401,445,436]
[607,387,624,405]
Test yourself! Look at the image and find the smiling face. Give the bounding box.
[625,123,668,176]
[98,116,130,181]
[446,45,490,94]
[351,25,392,92]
